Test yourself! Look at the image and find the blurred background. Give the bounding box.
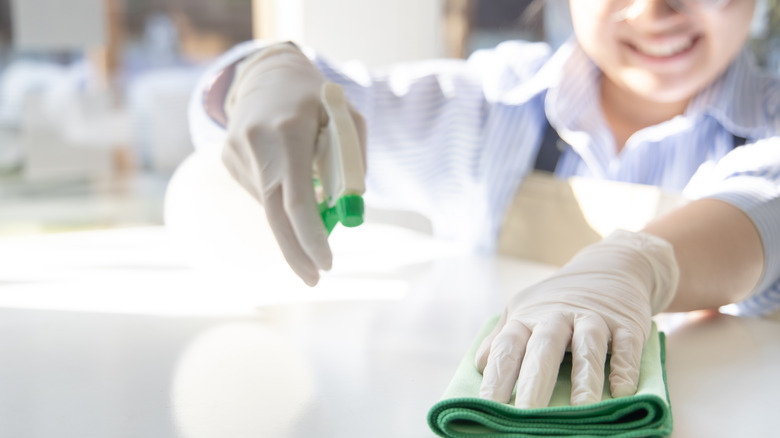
[0,0,778,237]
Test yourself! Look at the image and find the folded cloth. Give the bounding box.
[427,316,673,438]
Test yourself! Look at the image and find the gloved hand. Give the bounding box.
[475,230,679,408]
[222,43,366,286]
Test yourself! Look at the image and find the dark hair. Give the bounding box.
[123,0,252,44]
[166,0,252,45]
[0,0,12,44]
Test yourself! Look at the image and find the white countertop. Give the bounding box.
[0,224,777,438]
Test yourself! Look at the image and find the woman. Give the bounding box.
[189,0,779,408]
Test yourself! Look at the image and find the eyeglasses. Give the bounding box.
[612,0,731,21]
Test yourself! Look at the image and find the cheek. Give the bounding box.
[698,13,754,80]
[704,2,755,56]
[570,12,615,64]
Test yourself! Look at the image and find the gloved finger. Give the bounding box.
[608,326,645,398]
[221,142,264,203]
[569,314,610,405]
[514,314,572,408]
[475,311,508,372]
[264,187,321,286]
[478,319,531,403]
[282,145,333,272]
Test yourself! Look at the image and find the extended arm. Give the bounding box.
[475,196,769,408]
[644,198,763,312]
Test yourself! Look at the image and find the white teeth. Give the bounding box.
[634,38,693,57]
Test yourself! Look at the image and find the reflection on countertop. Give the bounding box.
[0,171,169,235]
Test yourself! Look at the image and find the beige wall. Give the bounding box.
[253,0,446,67]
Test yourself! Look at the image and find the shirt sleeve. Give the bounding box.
[686,137,780,315]
[188,39,553,241]
[308,51,490,227]
[307,41,552,240]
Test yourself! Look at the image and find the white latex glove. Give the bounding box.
[475,230,679,408]
[222,43,366,286]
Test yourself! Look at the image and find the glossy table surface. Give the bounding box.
[0,224,777,438]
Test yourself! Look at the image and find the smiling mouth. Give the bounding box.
[629,36,698,58]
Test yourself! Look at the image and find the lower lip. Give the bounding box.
[626,36,700,68]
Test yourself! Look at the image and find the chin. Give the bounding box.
[628,81,701,105]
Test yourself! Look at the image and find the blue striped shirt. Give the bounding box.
[189,39,780,316]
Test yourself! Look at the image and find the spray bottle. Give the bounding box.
[315,82,366,234]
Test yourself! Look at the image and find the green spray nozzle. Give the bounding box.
[319,194,364,235]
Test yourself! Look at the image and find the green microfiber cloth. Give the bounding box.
[427,316,673,438]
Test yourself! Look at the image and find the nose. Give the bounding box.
[614,0,679,22]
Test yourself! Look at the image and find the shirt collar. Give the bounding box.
[512,38,778,132]
[505,38,778,147]
[687,48,780,139]
[542,39,605,139]
[502,38,606,143]
[501,37,586,109]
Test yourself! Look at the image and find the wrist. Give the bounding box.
[604,230,680,314]
[224,42,308,119]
